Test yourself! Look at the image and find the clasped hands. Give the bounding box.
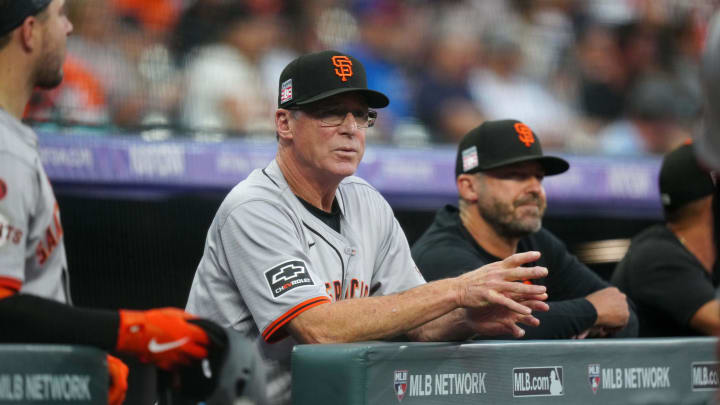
[456,251,549,338]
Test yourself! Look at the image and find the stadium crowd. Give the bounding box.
[23,0,712,156]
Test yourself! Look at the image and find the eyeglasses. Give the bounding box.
[290,106,377,128]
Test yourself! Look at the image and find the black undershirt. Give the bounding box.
[298,197,342,233]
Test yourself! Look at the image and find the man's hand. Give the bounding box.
[106,354,128,405]
[466,299,549,338]
[585,287,630,330]
[116,308,209,371]
[456,251,548,315]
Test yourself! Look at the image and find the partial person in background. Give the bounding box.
[186,50,551,405]
[414,30,484,143]
[110,0,180,35]
[469,28,575,149]
[699,10,720,170]
[169,0,228,65]
[62,0,146,127]
[181,3,283,136]
[342,1,418,141]
[574,24,627,126]
[594,74,695,156]
[413,120,638,339]
[612,143,718,337]
[0,2,217,404]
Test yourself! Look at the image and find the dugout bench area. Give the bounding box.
[9,134,706,405]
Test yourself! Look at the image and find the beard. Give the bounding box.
[478,193,546,239]
[35,68,63,89]
[33,41,65,89]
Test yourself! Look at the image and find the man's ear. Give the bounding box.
[457,174,480,203]
[19,16,40,52]
[276,109,294,141]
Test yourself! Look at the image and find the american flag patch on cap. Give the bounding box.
[462,146,479,172]
[280,79,293,104]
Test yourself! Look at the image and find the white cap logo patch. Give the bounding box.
[280,79,293,104]
[462,145,479,173]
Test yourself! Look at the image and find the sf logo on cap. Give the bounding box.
[514,123,535,148]
[332,56,353,82]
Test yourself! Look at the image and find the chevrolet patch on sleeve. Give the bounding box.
[265,259,314,298]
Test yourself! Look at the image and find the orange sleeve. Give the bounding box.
[262,296,330,343]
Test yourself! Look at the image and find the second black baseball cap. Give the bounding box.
[659,142,716,212]
[277,50,389,109]
[455,119,569,177]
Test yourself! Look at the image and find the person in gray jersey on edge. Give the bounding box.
[186,50,551,404]
[0,2,219,404]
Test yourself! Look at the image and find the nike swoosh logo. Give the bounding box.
[148,337,189,353]
[309,242,316,248]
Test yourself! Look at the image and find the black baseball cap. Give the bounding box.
[455,119,569,177]
[659,143,716,212]
[278,50,389,109]
[0,0,52,36]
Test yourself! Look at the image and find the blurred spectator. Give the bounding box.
[18,0,712,150]
[169,0,229,66]
[181,4,289,137]
[415,30,483,144]
[575,24,628,123]
[594,74,696,156]
[25,55,108,125]
[506,0,578,83]
[111,0,181,35]
[617,20,664,81]
[667,10,705,117]
[469,27,576,148]
[342,1,422,142]
[64,0,146,128]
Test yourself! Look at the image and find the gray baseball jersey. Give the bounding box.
[187,159,424,404]
[0,108,69,303]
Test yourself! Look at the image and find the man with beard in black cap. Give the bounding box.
[413,119,638,339]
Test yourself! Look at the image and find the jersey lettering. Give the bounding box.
[325,279,370,301]
[53,203,64,239]
[45,227,57,251]
[35,202,63,266]
[319,279,375,301]
[0,179,7,200]
[333,281,342,302]
[0,223,23,246]
[36,242,49,265]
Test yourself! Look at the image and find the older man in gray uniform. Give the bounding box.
[186,50,551,404]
